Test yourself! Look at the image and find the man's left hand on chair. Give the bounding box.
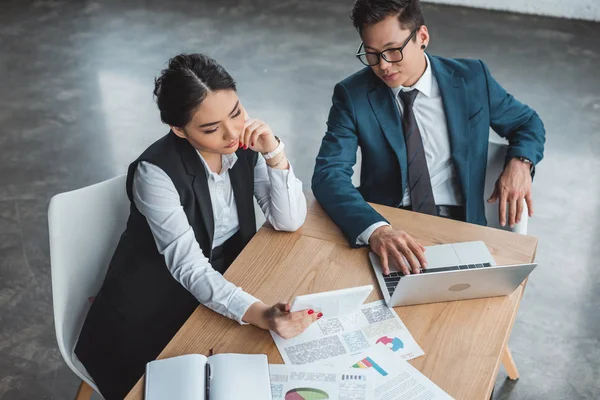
[488,158,534,228]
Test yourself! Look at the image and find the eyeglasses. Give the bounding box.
[356,29,418,67]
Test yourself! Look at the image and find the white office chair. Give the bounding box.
[48,174,129,400]
[254,197,266,229]
[485,138,528,234]
[48,173,268,399]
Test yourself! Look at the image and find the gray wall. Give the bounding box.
[424,0,600,21]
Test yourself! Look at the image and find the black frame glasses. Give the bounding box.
[356,29,418,66]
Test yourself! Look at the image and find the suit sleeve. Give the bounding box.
[481,60,546,166]
[311,82,389,247]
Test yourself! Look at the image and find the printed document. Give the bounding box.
[272,300,424,366]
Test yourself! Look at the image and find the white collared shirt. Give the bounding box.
[133,151,307,324]
[357,54,463,245]
[197,151,241,248]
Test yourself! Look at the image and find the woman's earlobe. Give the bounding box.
[171,126,187,138]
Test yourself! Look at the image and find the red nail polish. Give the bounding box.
[251,142,254,146]
[308,309,314,315]
[244,145,248,149]
[317,312,323,318]
[239,142,243,147]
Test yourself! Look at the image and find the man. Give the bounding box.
[312,0,545,275]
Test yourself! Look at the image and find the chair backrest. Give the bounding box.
[485,139,528,234]
[253,197,266,230]
[48,174,129,392]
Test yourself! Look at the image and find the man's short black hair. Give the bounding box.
[351,0,425,36]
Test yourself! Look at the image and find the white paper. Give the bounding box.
[271,300,424,366]
[269,364,371,400]
[208,354,272,400]
[344,346,454,400]
[144,354,207,400]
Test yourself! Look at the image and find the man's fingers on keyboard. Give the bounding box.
[409,240,427,269]
[390,248,410,275]
[399,242,420,274]
[379,250,390,275]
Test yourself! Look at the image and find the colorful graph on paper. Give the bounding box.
[376,335,404,352]
[285,388,329,400]
[352,356,388,377]
[341,374,366,381]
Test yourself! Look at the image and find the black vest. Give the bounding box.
[75,132,258,400]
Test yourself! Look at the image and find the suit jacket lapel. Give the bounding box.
[174,132,215,250]
[367,79,408,196]
[429,56,471,198]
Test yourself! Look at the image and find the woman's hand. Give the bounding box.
[242,301,322,339]
[239,109,279,154]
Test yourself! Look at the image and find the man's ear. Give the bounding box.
[171,126,186,139]
[418,25,430,48]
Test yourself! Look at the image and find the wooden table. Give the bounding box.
[125,197,537,400]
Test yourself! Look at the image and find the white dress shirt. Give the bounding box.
[133,151,307,324]
[357,54,463,245]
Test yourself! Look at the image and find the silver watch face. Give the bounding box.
[518,157,534,172]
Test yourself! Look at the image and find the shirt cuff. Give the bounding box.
[267,162,296,189]
[230,289,261,325]
[356,222,391,246]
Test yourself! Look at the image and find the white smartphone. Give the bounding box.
[289,285,373,318]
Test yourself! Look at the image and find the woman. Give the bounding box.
[75,53,319,399]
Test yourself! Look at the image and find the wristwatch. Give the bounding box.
[262,136,285,160]
[514,156,534,174]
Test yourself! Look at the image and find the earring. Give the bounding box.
[421,44,426,49]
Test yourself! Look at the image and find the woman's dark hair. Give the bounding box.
[153,53,237,128]
[351,0,425,37]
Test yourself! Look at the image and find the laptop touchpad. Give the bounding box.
[424,244,460,268]
[452,241,494,265]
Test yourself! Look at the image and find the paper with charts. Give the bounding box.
[271,300,424,366]
[346,346,454,400]
[269,364,371,400]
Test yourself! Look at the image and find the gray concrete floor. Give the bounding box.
[0,0,598,399]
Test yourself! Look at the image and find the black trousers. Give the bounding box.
[399,204,466,222]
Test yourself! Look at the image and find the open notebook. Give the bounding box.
[145,353,272,400]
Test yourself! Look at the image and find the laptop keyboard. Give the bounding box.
[383,262,493,297]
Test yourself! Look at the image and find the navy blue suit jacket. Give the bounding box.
[311,55,545,247]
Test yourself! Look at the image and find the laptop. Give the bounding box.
[369,241,537,307]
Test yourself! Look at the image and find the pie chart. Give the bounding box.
[376,335,404,352]
[285,388,329,400]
